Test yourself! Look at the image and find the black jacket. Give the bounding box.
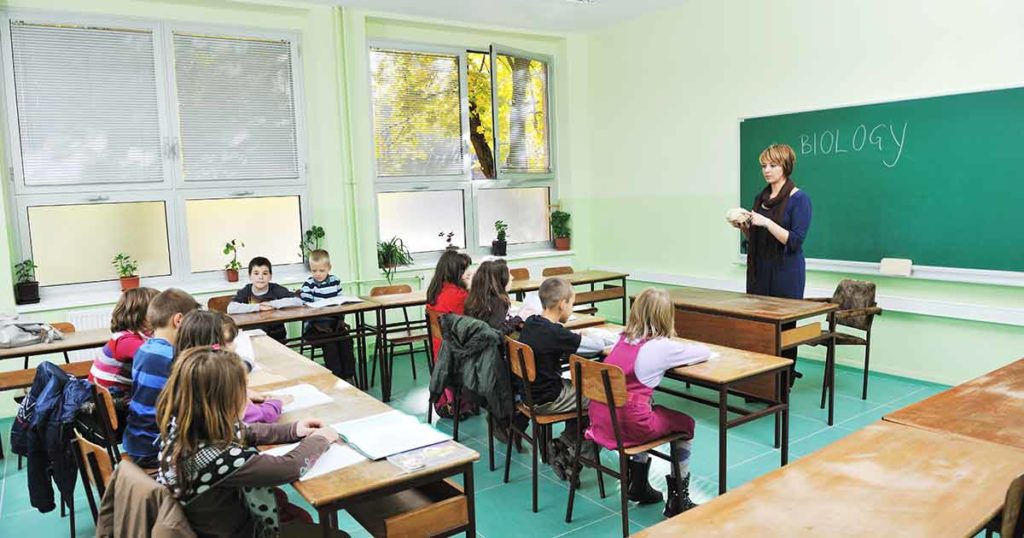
[429,314,512,419]
[10,361,93,513]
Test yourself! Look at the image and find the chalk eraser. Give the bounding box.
[879,258,912,277]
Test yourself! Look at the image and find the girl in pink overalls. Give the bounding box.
[586,288,710,517]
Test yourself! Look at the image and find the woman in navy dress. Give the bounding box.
[733,143,812,368]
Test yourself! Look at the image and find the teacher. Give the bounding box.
[735,143,812,364]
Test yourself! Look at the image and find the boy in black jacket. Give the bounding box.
[227,257,302,343]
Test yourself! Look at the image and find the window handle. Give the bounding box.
[86,195,110,202]
[232,190,255,197]
[412,186,429,190]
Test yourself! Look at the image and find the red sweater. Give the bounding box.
[427,282,468,357]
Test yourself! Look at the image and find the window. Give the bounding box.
[370,43,556,259]
[3,16,307,288]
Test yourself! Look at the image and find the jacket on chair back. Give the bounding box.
[429,314,512,419]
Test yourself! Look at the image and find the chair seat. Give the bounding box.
[622,432,691,456]
[811,330,867,346]
[388,329,429,345]
[516,402,579,425]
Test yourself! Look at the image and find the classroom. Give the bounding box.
[0,0,1022,536]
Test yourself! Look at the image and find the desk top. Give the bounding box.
[884,358,1024,450]
[594,324,791,384]
[230,301,377,328]
[509,270,628,293]
[634,421,1024,538]
[509,301,606,330]
[655,286,836,323]
[363,290,428,308]
[248,336,478,508]
[0,327,110,359]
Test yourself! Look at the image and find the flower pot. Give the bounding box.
[491,240,507,256]
[554,237,571,251]
[14,281,40,305]
[226,268,239,282]
[119,275,140,292]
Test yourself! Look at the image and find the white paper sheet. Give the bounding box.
[245,328,267,337]
[233,330,256,370]
[262,442,366,481]
[268,384,334,413]
[306,295,363,309]
[332,410,450,460]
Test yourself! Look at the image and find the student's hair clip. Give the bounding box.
[211,344,221,351]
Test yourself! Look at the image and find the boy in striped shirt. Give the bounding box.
[300,250,354,381]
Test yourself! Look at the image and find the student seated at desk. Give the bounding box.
[175,310,289,424]
[587,288,709,517]
[426,248,474,418]
[465,259,521,336]
[156,346,337,537]
[89,287,159,398]
[299,249,355,383]
[227,256,302,343]
[124,288,200,469]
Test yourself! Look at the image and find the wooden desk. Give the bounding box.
[658,287,839,423]
[509,301,606,330]
[0,327,110,361]
[510,270,629,322]
[231,301,378,391]
[594,323,792,494]
[884,358,1024,450]
[249,335,479,537]
[634,421,1024,537]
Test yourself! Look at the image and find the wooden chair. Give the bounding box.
[207,295,233,314]
[369,285,431,388]
[807,279,883,401]
[542,266,573,277]
[504,336,580,513]
[72,431,114,525]
[986,473,1024,538]
[0,360,92,465]
[424,309,442,425]
[509,268,531,281]
[92,384,122,462]
[565,355,691,538]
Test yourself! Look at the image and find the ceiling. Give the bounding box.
[302,0,685,33]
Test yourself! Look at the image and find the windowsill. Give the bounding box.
[16,265,312,315]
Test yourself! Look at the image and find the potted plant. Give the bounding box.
[111,253,140,291]
[299,225,325,267]
[492,220,508,256]
[13,259,40,305]
[223,239,244,282]
[437,231,457,251]
[377,237,414,284]
[551,210,571,251]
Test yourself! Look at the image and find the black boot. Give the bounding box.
[663,473,698,517]
[626,459,663,504]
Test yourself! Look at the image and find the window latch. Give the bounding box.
[231,191,255,197]
[86,195,110,202]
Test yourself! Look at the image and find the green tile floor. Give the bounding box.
[0,355,950,537]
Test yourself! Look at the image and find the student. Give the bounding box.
[88,287,159,396]
[227,256,302,343]
[156,346,337,537]
[175,310,289,424]
[517,278,605,450]
[464,259,520,335]
[425,249,472,417]
[298,249,355,382]
[586,288,709,517]
[123,288,200,468]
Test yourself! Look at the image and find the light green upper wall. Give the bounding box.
[581,0,1024,384]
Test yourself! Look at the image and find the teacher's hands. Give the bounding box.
[748,211,770,227]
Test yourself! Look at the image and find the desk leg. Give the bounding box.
[356,311,368,390]
[718,384,728,495]
[827,317,837,426]
[620,277,627,324]
[780,369,790,466]
[465,462,477,537]
[318,507,332,538]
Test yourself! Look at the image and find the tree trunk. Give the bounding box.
[468,99,495,178]
[505,56,532,172]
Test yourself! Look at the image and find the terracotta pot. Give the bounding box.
[226,268,239,282]
[119,276,140,292]
[491,240,507,256]
[14,281,40,305]
[554,237,571,251]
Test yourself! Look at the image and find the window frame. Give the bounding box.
[0,10,310,292]
[489,43,556,181]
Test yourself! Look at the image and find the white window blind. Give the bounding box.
[370,48,464,177]
[9,21,164,187]
[173,33,299,182]
[476,187,550,247]
[494,51,550,175]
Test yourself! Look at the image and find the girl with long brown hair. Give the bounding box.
[464,259,518,334]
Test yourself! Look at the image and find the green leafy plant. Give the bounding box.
[299,225,326,259]
[494,220,508,242]
[14,259,38,284]
[223,239,244,271]
[438,231,456,250]
[111,253,139,278]
[377,237,414,284]
[550,210,571,238]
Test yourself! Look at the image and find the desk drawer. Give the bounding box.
[348,479,468,538]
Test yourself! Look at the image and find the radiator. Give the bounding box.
[67,307,113,362]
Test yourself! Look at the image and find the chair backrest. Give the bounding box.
[542,266,573,277]
[52,322,76,334]
[73,431,114,497]
[1002,473,1024,538]
[831,279,878,331]
[509,268,530,281]
[93,384,119,433]
[505,336,537,383]
[371,284,413,296]
[426,309,443,343]
[207,295,233,314]
[568,354,628,407]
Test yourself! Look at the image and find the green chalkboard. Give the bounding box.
[740,87,1024,273]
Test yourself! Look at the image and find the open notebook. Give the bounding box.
[332,410,450,460]
[262,442,365,481]
[306,295,363,309]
